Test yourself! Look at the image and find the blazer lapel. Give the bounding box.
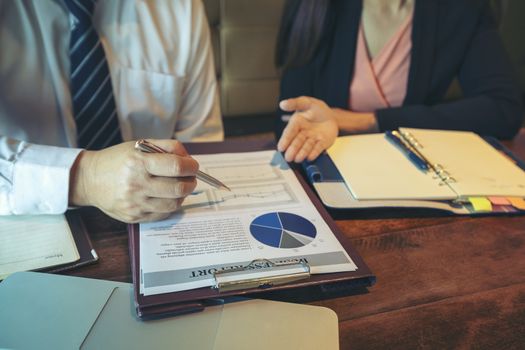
[404,0,439,105]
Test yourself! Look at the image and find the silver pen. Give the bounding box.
[134,139,231,191]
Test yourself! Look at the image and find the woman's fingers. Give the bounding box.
[279,96,314,112]
[279,111,324,162]
[277,113,303,152]
[307,140,326,161]
[294,137,316,163]
[284,131,308,162]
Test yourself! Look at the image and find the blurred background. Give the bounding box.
[201,0,525,138]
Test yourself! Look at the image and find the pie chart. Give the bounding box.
[249,212,317,248]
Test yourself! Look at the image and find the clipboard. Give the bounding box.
[303,133,525,215]
[128,140,375,319]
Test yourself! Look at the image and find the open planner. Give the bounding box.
[128,140,375,319]
[0,211,98,280]
[304,128,525,214]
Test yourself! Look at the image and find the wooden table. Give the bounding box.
[65,129,525,349]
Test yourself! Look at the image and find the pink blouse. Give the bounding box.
[349,12,413,112]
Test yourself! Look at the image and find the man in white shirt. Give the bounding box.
[0,0,223,222]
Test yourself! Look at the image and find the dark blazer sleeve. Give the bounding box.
[275,65,315,137]
[375,2,523,139]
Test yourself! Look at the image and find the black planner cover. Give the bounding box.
[44,210,99,274]
[128,140,376,319]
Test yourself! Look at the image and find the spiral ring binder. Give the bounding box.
[213,259,311,292]
[399,130,457,186]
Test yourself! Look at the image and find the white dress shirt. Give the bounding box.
[0,0,223,215]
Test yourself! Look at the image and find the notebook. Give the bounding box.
[302,129,525,214]
[0,211,98,280]
[327,128,525,201]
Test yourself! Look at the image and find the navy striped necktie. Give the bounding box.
[65,0,122,150]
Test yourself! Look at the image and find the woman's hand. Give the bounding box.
[278,96,380,162]
[277,96,339,163]
[69,140,199,223]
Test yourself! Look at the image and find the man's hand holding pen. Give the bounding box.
[68,140,199,223]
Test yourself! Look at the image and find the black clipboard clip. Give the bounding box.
[213,259,311,292]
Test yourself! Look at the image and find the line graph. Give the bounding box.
[212,183,297,209]
[180,190,214,212]
[202,162,282,185]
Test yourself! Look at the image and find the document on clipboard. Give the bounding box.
[128,140,375,319]
[138,150,357,296]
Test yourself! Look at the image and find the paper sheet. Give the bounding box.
[0,214,80,280]
[139,150,357,296]
[401,128,525,198]
[327,133,455,200]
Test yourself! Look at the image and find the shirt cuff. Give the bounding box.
[11,145,83,214]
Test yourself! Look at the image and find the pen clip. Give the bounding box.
[135,139,167,154]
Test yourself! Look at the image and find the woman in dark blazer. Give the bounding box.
[275,0,523,163]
